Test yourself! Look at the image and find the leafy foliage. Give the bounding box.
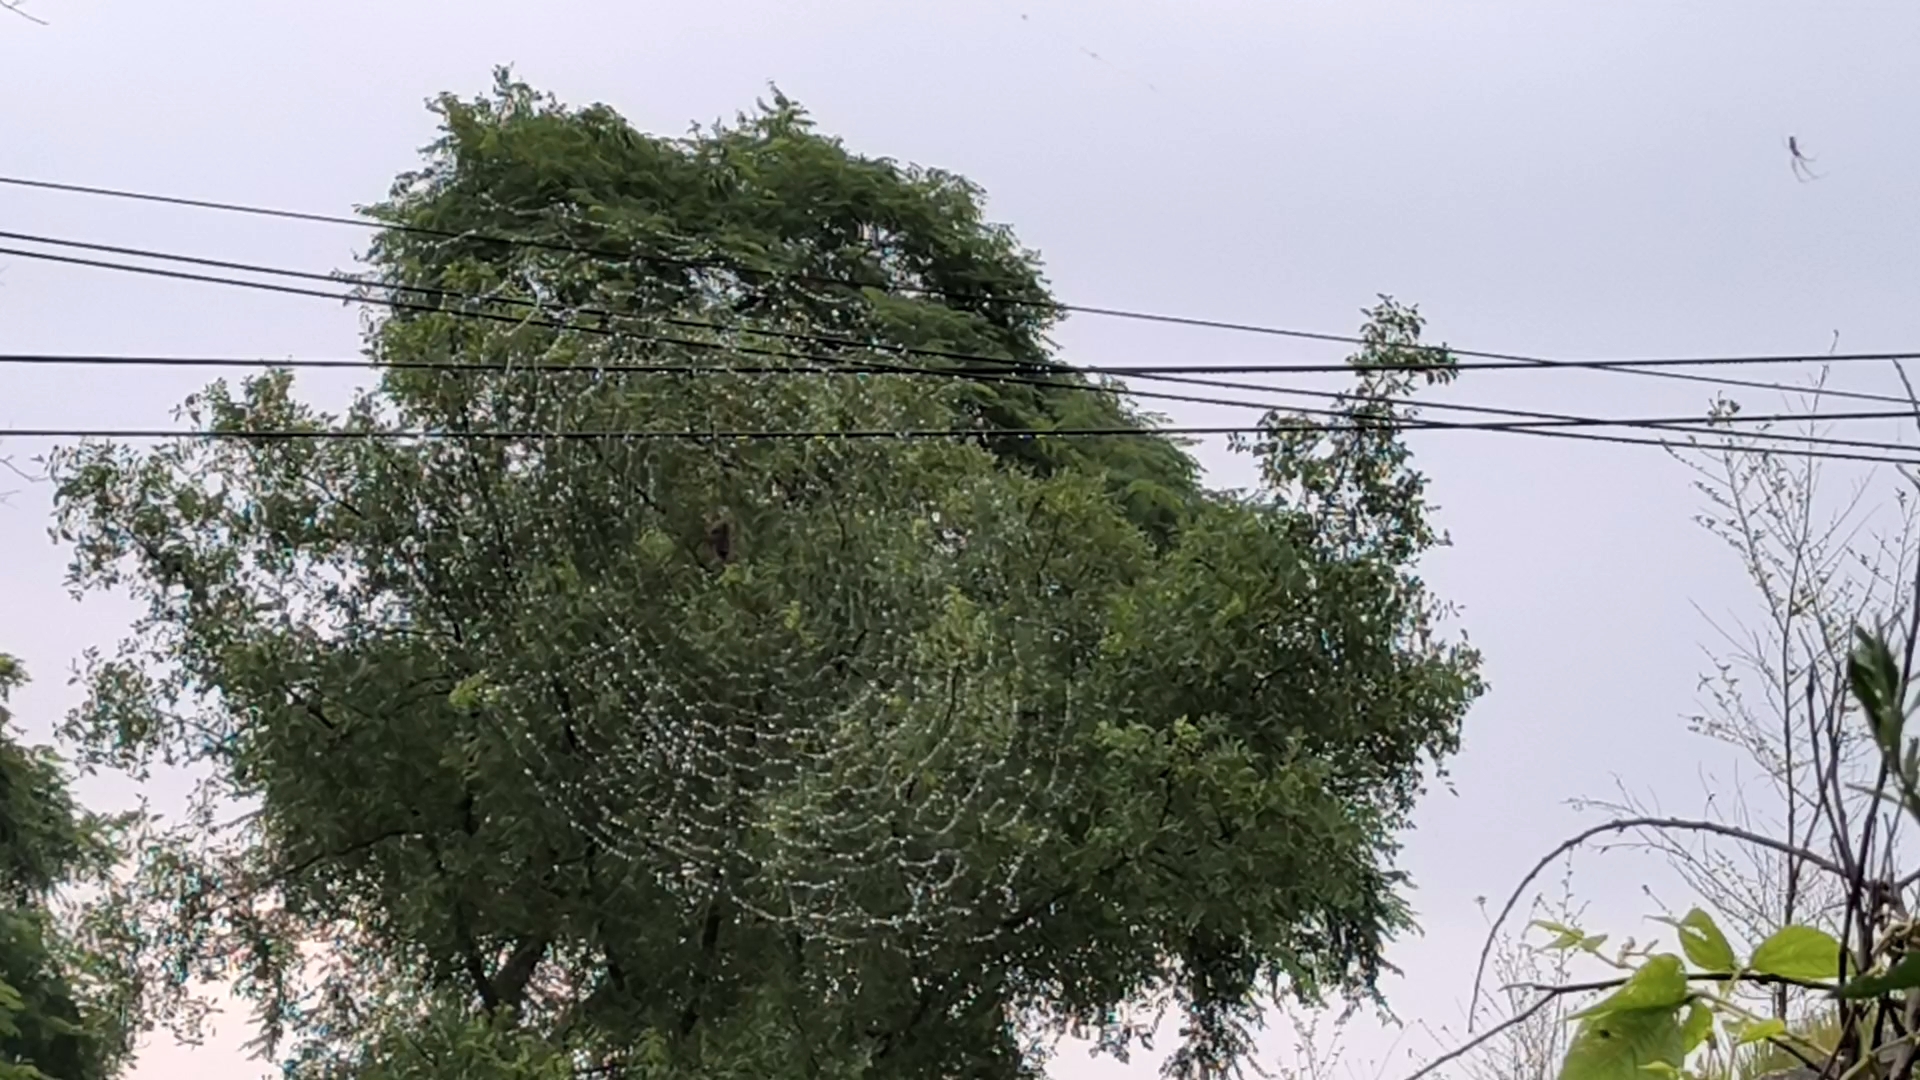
[0,655,133,1080]
[1457,618,1920,1080]
[362,70,1202,546]
[1513,912,1802,1080]
[48,76,1481,1079]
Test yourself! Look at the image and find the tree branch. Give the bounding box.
[678,898,726,1038]
[491,934,551,1011]
[0,1,46,26]
[1402,993,1559,1080]
[1471,816,1847,1030]
[276,825,422,883]
[1503,970,1838,996]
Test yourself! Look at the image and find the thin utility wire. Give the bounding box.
[9,350,1920,376]
[0,174,1376,337]
[7,351,1920,458]
[6,415,1919,467]
[0,231,1464,427]
[39,226,1820,422]
[17,227,1920,389]
[0,241,1313,419]
[0,227,1185,381]
[4,176,1915,402]
[7,243,1920,459]
[6,242,1920,458]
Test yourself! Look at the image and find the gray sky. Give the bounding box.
[4,1,1918,1077]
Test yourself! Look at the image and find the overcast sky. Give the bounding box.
[4,2,1919,1078]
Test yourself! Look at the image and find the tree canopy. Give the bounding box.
[48,74,1482,1079]
[0,654,130,1080]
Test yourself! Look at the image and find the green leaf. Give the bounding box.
[1849,629,1905,754]
[1575,955,1691,1020]
[1750,926,1843,983]
[1681,1002,1714,1054]
[1734,1018,1787,1047]
[447,672,491,713]
[1534,920,1584,950]
[1559,1006,1686,1080]
[1664,909,1738,973]
[1838,951,1920,1000]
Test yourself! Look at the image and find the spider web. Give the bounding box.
[338,303,1091,954]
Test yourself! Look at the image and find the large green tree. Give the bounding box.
[0,654,131,1080]
[48,75,1481,1079]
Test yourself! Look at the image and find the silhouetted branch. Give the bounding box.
[1470,816,1847,1030]
[0,1,47,26]
[1402,994,1560,1080]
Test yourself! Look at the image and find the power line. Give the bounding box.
[17,228,1920,389]
[1,231,1458,437]
[4,418,1918,467]
[0,229,1628,429]
[8,351,1920,458]
[11,232,1920,447]
[4,242,1918,458]
[0,243,1271,416]
[40,226,1789,428]
[0,244,1614,428]
[7,347,1920,379]
[0,173,1369,339]
[0,227,1162,381]
[6,175,1916,403]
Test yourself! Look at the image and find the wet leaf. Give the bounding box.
[1750,926,1842,983]
[1560,1005,1686,1080]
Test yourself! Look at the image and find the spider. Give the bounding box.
[1787,135,1823,182]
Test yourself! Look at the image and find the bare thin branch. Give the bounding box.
[1401,994,1560,1080]
[0,0,47,25]
[1470,816,1846,1029]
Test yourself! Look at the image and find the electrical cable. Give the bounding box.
[5,245,1920,458]
[5,415,1919,467]
[9,350,1920,456]
[5,175,1914,403]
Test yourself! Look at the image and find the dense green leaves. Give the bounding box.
[1555,956,1692,1080]
[48,76,1480,1079]
[364,70,1202,546]
[0,656,132,1080]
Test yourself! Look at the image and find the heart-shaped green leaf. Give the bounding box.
[1559,1004,1686,1080]
[1750,926,1842,983]
[1660,909,1737,974]
[1575,955,1691,1020]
